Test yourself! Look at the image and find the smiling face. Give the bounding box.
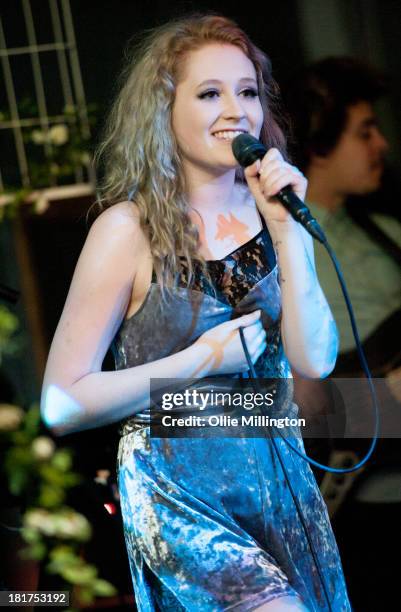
[172,43,264,177]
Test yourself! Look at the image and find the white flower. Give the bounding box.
[55,511,91,540]
[0,404,24,431]
[24,509,56,536]
[24,509,91,541]
[49,124,69,146]
[31,130,46,145]
[31,436,56,460]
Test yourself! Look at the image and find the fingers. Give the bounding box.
[259,147,283,166]
[243,324,267,365]
[203,310,267,374]
[252,337,267,364]
[231,310,261,328]
[244,159,261,179]
[260,163,306,199]
[246,325,266,350]
[257,148,307,200]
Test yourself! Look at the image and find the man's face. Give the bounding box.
[320,101,388,196]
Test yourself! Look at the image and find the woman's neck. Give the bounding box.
[184,166,238,214]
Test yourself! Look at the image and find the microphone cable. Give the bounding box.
[239,237,380,475]
[237,238,381,612]
[239,328,334,612]
[232,132,380,474]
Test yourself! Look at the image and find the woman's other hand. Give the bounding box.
[244,148,307,223]
[192,310,266,376]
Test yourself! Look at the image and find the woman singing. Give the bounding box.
[41,14,351,611]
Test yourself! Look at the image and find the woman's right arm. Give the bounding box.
[41,203,266,436]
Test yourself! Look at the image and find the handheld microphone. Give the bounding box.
[232,133,327,244]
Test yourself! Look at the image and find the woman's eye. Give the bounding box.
[240,88,258,98]
[197,88,258,100]
[198,90,219,99]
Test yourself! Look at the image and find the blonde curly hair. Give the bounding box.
[94,13,287,295]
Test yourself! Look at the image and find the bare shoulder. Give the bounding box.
[90,201,142,237]
[85,201,146,266]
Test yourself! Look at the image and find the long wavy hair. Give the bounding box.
[94,14,288,296]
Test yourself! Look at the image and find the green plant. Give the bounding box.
[0,403,117,610]
[0,304,19,363]
[0,101,98,211]
[0,311,117,610]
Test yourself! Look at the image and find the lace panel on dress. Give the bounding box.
[177,229,275,307]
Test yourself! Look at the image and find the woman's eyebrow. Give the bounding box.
[196,77,258,88]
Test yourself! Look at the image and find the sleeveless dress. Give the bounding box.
[112,216,352,611]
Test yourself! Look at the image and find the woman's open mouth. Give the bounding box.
[212,130,247,140]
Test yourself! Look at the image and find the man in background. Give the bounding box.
[286,56,401,611]
[286,57,401,371]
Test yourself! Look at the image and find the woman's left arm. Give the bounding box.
[268,216,338,378]
[245,148,338,378]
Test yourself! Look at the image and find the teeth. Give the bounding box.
[213,130,246,140]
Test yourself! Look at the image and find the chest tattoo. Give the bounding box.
[215,212,251,245]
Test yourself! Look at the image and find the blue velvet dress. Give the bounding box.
[113,220,352,611]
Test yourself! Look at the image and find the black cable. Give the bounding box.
[231,131,379,471]
[237,232,381,610]
[239,327,333,612]
[264,239,380,474]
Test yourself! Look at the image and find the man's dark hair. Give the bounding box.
[285,56,387,170]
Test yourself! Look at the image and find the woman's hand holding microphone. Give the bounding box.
[244,148,308,225]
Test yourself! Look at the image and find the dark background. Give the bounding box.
[2,0,401,168]
[1,2,401,610]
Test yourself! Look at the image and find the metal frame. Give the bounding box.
[0,0,91,190]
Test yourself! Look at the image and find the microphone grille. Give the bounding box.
[232,133,267,167]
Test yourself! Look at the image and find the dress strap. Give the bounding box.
[257,210,276,271]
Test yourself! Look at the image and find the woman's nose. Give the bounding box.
[221,94,246,119]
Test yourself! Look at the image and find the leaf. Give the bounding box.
[9,433,27,450]
[47,548,82,574]
[38,484,65,508]
[8,468,29,496]
[93,578,117,597]
[0,305,19,334]
[39,463,70,486]
[75,587,95,606]
[23,405,41,436]
[6,443,32,464]
[21,526,40,543]
[61,473,81,488]
[61,564,97,585]
[20,541,47,561]
[49,545,75,562]
[51,449,73,472]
